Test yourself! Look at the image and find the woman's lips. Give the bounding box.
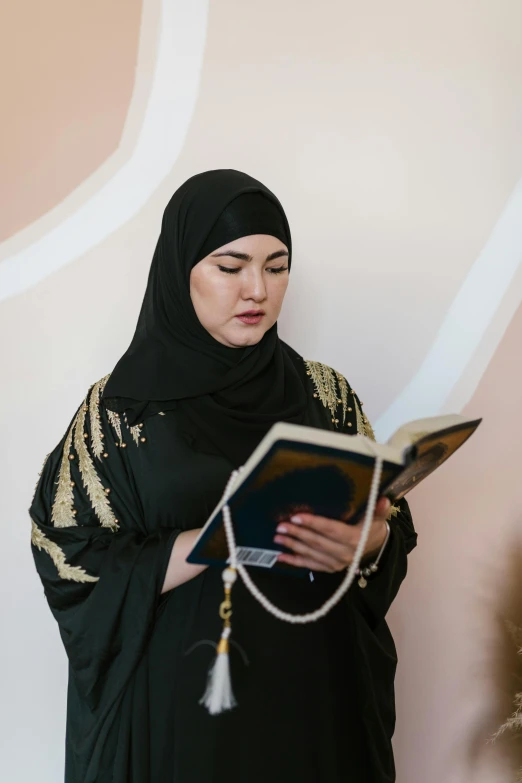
[235,311,265,325]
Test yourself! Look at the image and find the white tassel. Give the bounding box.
[199,625,236,715]
[200,565,238,715]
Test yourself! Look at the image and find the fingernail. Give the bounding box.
[276,525,287,534]
[290,516,302,524]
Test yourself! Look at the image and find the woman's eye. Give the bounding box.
[217,265,241,275]
[267,266,289,274]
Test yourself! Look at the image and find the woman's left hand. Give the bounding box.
[273,497,391,573]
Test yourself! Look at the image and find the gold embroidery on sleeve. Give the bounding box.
[388,504,400,519]
[89,375,110,459]
[334,371,349,426]
[304,361,339,423]
[52,421,78,528]
[353,392,365,435]
[362,410,376,441]
[123,412,141,446]
[129,424,141,446]
[31,520,99,583]
[74,399,119,531]
[107,409,123,445]
[352,392,376,441]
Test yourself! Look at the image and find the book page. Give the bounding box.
[385,419,481,500]
[386,413,477,452]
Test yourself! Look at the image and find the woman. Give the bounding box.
[30,169,417,783]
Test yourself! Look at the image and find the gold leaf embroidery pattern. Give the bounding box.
[74,398,119,531]
[123,412,141,446]
[89,374,110,459]
[304,360,340,424]
[51,421,78,528]
[335,371,349,426]
[31,520,99,583]
[353,392,365,436]
[129,424,141,447]
[362,411,376,441]
[388,504,400,519]
[352,393,376,441]
[107,409,123,445]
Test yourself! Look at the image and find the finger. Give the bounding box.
[288,513,356,545]
[274,533,343,570]
[375,496,391,518]
[277,552,338,573]
[352,497,391,529]
[275,522,353,560]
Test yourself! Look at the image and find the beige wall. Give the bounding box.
[2,1,522,780]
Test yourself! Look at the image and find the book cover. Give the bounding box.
[187,418,481,572]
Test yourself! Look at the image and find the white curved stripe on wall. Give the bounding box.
[0,0,209,302]
[375,177,522,441]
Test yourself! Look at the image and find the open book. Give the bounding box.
[187,414,481,571]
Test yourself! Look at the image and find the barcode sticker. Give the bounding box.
[230,547,280,569]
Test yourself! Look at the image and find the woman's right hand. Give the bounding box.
[161,529,206,593]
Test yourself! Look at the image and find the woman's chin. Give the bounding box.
[221,323,268,348]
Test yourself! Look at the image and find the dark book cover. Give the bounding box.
[187,440,402,572]
[187,418,480,572]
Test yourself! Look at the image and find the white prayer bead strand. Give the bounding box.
[222,456,383,625]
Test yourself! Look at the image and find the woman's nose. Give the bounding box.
[242,271,267,302]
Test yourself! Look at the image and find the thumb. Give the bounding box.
[375,496,391,519]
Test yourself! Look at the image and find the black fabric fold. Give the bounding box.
[30,395,182,781]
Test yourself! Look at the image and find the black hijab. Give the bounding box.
[103,169,307,467]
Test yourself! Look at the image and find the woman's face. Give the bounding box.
[190,234,289,348]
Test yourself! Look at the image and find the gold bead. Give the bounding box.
[70,481,75,487]
[83,432,88,439]
[72,510,77,516]
[115,442,119,447]
[83,405,88,412]
[337,398,342,404]
[313,393,318,398]
[140,437,146,443]
[103,452,109,458]
[306,371,311,376]
[347,407,353,412]
[120,443,127,448]
[334,418,339,424]
[347,422,353,427]
[114,519,119,525]
[139,423,144,428]
[104,488,111,494]
[68,454,75,460]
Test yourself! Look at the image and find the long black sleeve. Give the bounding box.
[30,378,180,718]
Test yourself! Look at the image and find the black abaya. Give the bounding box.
[30,356,417,783]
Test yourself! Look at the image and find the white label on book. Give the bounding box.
[231,547,280,569]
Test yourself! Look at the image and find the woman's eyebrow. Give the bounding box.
[211,250,253,261]
[265,250,289,261]
[210,249,289,262]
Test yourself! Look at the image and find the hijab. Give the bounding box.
[103,169,307,467]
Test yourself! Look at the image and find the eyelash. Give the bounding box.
[217,265,288,275]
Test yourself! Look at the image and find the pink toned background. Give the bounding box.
[2,1,522,780]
